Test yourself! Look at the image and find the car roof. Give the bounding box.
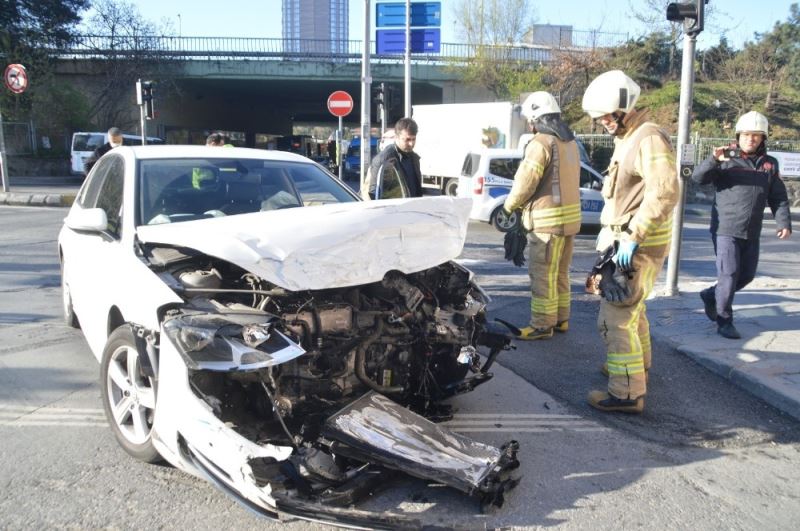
[120,145,314,163]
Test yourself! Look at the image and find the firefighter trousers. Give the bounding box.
[597,252,665,400]
[528,232,574,329]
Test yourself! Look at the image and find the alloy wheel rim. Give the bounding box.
[107,345,155,445]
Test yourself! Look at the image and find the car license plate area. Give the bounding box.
[582,199,603,212]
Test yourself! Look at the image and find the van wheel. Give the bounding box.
[491,206,520,232]
[101,325,161,463]
[444,179,459,196]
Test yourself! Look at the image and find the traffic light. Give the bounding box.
[666,0,707,36]
[136,79,155,120]
[373,83,386,109]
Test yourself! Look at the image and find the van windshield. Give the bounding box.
[72,133,105,152]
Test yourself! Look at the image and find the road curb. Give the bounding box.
[0,192,75,207]
[676,344,800,422]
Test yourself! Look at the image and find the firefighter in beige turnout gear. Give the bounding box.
[503,92,581,340]
[582,70,678,413]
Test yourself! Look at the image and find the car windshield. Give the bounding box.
[137,157,357,225]
[72,133,105,152]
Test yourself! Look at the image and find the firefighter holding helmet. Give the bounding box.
[503,91,581,340]
[581,70,678,413]
[692,111,792,340]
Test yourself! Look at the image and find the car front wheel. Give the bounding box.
[101,325,161,463]
[444,178,459,196]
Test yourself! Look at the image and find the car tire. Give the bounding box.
[101,325,161,463]
[61,261,80,329]
[443,179,459,197]
[491,206,520,232]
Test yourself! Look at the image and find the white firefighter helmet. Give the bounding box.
[735,111,768,137]
[521,91,561,121]
[582,70,641,119]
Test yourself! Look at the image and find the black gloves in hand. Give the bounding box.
[503,229,527,267]
[597,259,631,302]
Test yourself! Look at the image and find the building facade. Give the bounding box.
[282,0,349,55]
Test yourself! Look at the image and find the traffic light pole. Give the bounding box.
[404,0,411,117]
[359,0,372,189]
[0,102,9,192]
[665,31,696,295]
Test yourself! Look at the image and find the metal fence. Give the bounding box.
[1,122,34,155]
[577,134,800,172]
[56,35,613,64]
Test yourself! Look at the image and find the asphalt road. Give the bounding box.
[1,205,799,530]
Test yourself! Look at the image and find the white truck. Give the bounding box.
[412,102,528,195]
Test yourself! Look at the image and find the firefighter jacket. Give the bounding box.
[692,151,792,240]
[597,110,678,258]
[364,144,422,200]
[503,133,581,235]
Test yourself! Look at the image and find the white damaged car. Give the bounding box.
[58,146,519,528]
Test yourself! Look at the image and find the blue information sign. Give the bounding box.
[376,2,441,28]
[376,28,441,54]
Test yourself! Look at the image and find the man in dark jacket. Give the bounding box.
[363,118,422,200]
[83,127,123,175]
[692,111,792,339]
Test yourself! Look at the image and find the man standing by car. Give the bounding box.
[83,127,123,175]
[693,111,792,340]
[364,118,422,200]
[502,92,581,340]
[581,70,678,414]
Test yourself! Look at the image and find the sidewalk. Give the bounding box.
[647,277,800,421]
[0,176,80,207]
[3,176,800,421]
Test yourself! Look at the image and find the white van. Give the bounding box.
[456,148,605,230]
[70,132,164,175]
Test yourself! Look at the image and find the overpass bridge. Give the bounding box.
[53,34,622,144]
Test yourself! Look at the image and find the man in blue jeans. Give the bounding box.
[692,111,792,339]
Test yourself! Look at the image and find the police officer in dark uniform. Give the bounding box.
[692,111,792,339]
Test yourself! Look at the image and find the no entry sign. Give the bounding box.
[327,91,353,117]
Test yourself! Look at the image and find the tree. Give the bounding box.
[0,0,89,116]
[82,0,175,129]
[449,0,540,99]
[698,36,735,81]
[453,0,536,45]
[607,32,672,86]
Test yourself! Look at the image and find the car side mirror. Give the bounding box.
[374,163,409,200]
[65,207,108,233]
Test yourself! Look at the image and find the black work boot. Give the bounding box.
[717,319,741,339]
[587,390,644,414]
[700,289,717,322]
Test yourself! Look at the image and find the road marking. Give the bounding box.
[0,405,106,427]
[445,413,609,433]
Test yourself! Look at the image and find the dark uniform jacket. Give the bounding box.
[367,144,422,199]
[83,143,114,175]
[692,151,792,240]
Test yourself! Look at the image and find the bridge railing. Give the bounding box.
[58,34,623,64]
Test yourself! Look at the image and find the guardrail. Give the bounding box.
[56,34,624,64]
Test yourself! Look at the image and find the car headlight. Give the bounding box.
[163,314,306,371]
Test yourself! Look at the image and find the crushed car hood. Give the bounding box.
[137,196,472,291]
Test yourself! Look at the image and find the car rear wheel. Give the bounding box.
[491,206,520,232]
[101,325,161,463]
[444,178,459,197]
[60,261,79,329]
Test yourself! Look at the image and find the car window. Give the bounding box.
[78,157,113,207]
[488,157,520,179]
[580,166,603,190]
[461,154,480,177]
[137,158,357,225]
[94,156,125,238]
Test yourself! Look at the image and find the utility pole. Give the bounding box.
[359,0,372,189]
[404,0,411,117]
[665,0,706,295]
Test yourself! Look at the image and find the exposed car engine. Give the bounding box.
[146,244,518,512]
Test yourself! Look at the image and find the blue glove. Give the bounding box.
[615,240,639,271]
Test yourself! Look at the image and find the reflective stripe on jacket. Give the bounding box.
[597,110,678,257]
[504,133,581,235]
